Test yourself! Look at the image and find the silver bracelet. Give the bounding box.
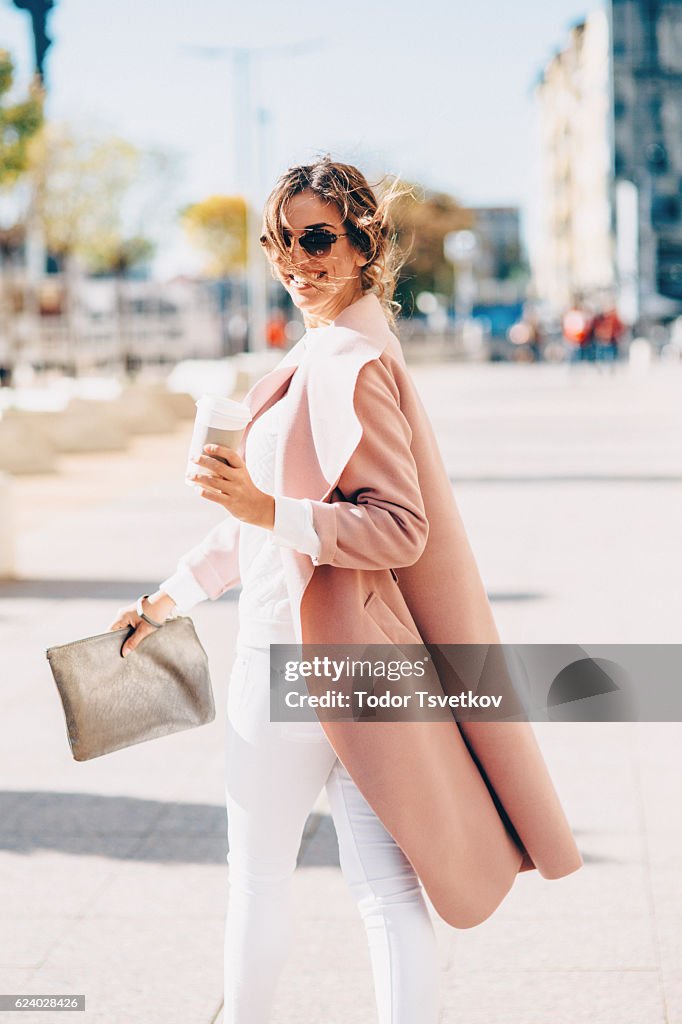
[136,595,165,629]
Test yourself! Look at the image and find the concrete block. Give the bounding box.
[4,407,129,454]
[166,358,238,401]
[109,389,178,435]
[160,390,197,420]
[124,384,198,421]
[232,350,283,397]
[0,416,58,475]
[67,396,128,428]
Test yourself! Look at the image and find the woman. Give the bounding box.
[110,157,582,1024]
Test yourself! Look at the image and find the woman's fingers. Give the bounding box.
[190,473,231,495]
[203,444,243,468]
[108,602,157,656]
[190,448,261,520]
[108,609,137,631]
[195,484,229,505]
[107,602,160,656]
[193,453,236,477]
[121,621,155,658]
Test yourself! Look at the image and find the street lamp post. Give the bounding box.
[187,38,324,353]
[11,0,55,85]
[444,229,479,352]
[10,0,55,378]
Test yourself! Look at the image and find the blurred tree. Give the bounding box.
[86,233,156,377]
[182,195,247,276]
[29,125,141,263]
[0,49,43,185]
[28,124,174,373]
[85,235,155,277]
[391,184,473,316]
[0,49,43,384]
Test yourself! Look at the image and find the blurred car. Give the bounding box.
[469,302,525,361]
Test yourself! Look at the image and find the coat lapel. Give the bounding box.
[263,293,395,643]
[276,294,394,500]
[240,341,305,439]
[240,292,394,501]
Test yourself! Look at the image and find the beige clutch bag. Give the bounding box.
[46,617,215,761]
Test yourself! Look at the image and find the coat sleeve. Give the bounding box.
[159,514,241,602]
[309,356,428,570]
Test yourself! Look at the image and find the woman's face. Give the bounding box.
[268,190,367,325]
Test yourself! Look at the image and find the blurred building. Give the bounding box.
[463,207,528,349]
[533,10,614,313]
[469,207,526,301]
[0,264,226,379]
[532,0,682,325]
[611,0,682,323]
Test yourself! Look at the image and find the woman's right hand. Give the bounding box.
[108,590,177,657]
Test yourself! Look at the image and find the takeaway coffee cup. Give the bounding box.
[186,395,252,486]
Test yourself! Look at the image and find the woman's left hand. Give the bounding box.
[189,444,275,529]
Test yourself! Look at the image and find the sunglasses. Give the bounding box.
[260,227,350,259]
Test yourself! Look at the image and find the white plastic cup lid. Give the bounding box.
[194,395,252,430]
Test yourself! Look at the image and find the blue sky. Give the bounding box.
[0,0,597,273]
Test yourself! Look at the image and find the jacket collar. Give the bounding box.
[241,292,392,424]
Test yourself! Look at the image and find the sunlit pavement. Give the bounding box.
[1,360,680,1023]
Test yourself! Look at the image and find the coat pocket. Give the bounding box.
[363,590,422,646]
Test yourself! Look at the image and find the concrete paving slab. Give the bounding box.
[649,865,682,922]
[0,967,35,992]
[27,918,224,1024]
[656,916,682,971]
[497,850,651,920]
[449,912,658,972]
[0,916,76,971]
[0,841,141,918]
[85,839,227,918]
[439,970,667,1024]
[272,972,376,1024]
[290,866,366,924]
[661,969,682,1024]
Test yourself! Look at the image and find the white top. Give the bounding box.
[160,327,327,643]
[234,385,319,647]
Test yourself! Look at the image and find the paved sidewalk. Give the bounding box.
[1,362,681,1023]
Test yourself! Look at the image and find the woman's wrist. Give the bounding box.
[144,590,177,621]
[258,493,276,531]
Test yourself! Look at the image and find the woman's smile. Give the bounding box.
[287,270,327,292]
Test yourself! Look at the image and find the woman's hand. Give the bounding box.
[189,444,275,529]
[108,591,177,657]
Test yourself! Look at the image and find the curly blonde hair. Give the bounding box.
[259,156,410,325]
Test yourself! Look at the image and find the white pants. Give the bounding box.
[223,643,441,1024]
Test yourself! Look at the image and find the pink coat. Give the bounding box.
[182,292,583,928]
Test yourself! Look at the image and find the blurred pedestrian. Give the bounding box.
[227,311,248,354]
[526,309,544,362]
[265,310,287,348]
[593,306,625,369]
[562,301,594,363]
